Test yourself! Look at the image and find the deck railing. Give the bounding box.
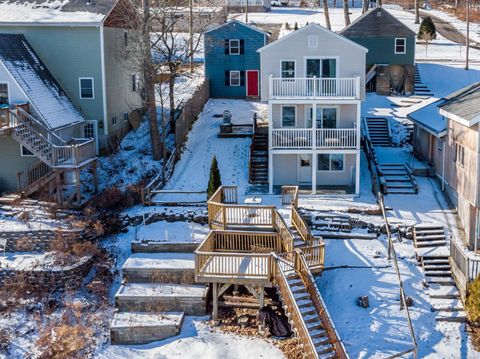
[450,240,480,296]
[269,76,360,99]
[281,185,299,207]
[17,160,52,192]
[272,128,357,149]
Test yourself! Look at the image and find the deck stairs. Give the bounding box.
[110,242,208,345]
[414,224,467,323]
[365,117,391,146]
[414,65,434,97]
[249,126,269,185]
[377,163,418,195]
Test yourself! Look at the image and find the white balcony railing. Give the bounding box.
[272,128,357,149]
[269,76,361,99]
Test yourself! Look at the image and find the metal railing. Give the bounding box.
[269,76,361,99]
[272,128,357,149]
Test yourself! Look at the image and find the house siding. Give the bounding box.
[0,26,105,134]
[205,22,265,98]
[0,137,37,192]
[344,36,415,66]
[260,26,366,101]
[103,27,144,143]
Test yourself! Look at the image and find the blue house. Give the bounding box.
[204,20,268,98]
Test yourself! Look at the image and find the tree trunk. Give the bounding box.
[168,65,176,133]
[343,0,351,26]
[322,0,331,30]
[189,0,194,73]
[362,0,369,13]
[414,0,420,24]
[142,0,162,161]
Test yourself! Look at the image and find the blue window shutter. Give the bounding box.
[225,71,230,86]
[240,71,245,86]
[240,39,245,54]
[225,39,229,55]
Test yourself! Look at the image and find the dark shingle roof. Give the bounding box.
[340,7,416,38]
[0,34,85,129]
[439,82,480,123]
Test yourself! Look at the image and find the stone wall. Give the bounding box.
[0,229,85,252]
[376,64,415,95]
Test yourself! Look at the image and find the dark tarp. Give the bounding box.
[258,306,292,338]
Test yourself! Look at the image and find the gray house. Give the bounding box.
[0,0,144,153]
[204,20,268,98]
[340,8,416,95]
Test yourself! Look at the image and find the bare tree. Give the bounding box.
[362,0,369,14]
[321,0,331,30]
[343,0,351,25]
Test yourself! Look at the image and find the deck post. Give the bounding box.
[55,170,62,205]
[259,286,265,309]
[212,282,218,321]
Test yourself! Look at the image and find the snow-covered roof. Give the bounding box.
[408,99,447,137]
[438,82,480,127]
[0,34,85,130]
[0,0,116,25]
[257,22,368,53]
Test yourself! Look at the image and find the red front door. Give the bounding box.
[246,70,259,97]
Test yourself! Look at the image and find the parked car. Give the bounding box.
[271,0,288,6]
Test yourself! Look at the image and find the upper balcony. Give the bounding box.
[272,128,358,150]
[269,76,361,100]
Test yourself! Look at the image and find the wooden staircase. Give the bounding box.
[378,163,418,195]
[249,126,269,185]
[17,160,57,197]
[365,117,391,146]
[274,252,346,359]
[414,224,467,323]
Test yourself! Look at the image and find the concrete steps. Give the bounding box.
[110,312,184,345]
[378,163,418,195]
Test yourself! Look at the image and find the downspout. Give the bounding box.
[442,136,445,192]
[100,24,109,138]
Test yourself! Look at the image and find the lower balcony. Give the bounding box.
[272,128,357,149]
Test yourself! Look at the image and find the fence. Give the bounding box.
[450,240,480,297]
[141,148,177,205]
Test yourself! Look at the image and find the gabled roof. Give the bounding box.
[0,34,85,130]
[340,7,416,38]
[407,99,447,138]
[258,22,368,53]
[438,82,480,127]
[0,0,118,25]
[204,19,269,37]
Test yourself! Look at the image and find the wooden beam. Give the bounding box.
[218,283,231,298]
[55,171,62,205]
[259,286,265,309]
[212,282,218,321]
[245,285,260,300]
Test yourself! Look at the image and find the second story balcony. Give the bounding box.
[272,128,358,150]
[269,76,361,100]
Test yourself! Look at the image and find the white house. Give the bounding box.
[258,23,367,195]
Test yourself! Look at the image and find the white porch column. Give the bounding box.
[269,151,274,194]
[312,152,317,194]
[355,152,360,196]
[312,103,317,149]
[356,101,361,150]
[268,101,274,194]
[355,101,361,196]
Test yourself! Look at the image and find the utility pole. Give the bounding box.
[466,0,470,70]
[189,0,194,73]
[245,0,249,23]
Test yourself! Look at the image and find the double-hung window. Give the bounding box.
[79,78,94,99]
[229,39,240,55]
[0,83,8,105]
[229,71,241,86]
[395,38,406,54]
[318,154,344,171]
[455,143,465,166]
[281,106,296,127]
[281,61,295,79]
[131,73,140,92]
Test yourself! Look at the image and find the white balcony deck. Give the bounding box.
[269,77,361,100]
[272,128,358,149]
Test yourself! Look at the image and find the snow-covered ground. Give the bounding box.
[96,317,286,359]
[135,220,209,243]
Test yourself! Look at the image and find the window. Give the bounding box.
[395,38,406,54]
[229,71,241,86]
[317,154,344,171]
[84,123,95,139]
[308,35,318,48]
[79,78,94,99]
[0,83,8,105]
[229,39,240,55]
[281,106,296,127]
[131,74,140,92]
[281,61,295,79]
[112,115,117,126]
[455,143,465,166]
[20,145,34,157]
[124,112,129,122]
[124,31,128,47]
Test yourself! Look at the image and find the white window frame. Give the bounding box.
[79,77,94,99]
[20,145,35,157]
[0,82,9,105]
[229,39,240,55]
[308,35,319,48]
[281,105,296,128]
[131,73,140,92]
[317,153,345,172]
[303,56,340,78]
[280,60,296,79]
[229,71,241,87]
[394,38,406,54]
[455,142,465,166]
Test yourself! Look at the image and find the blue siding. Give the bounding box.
[205,22,265,98]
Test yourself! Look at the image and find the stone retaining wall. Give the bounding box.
[0,229,87,252]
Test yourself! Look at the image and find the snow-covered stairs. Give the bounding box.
[110,243,208,345]
[378,163,418,195]
[414,225,467,323]
[283,272,336,358]
[414,64,434,97]
[249,126,269,185]
[365,117,391,146]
